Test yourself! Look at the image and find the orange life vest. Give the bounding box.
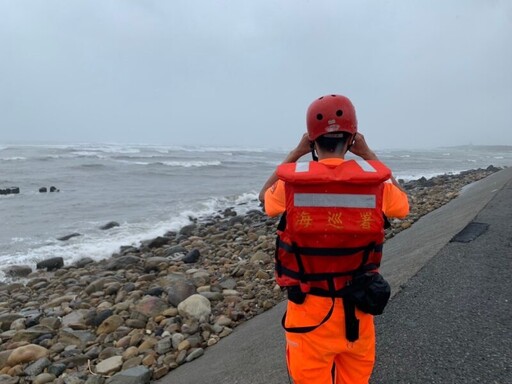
[275,159,391,297]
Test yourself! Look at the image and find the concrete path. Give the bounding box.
[156,167,512,384]
[372,172,512,383]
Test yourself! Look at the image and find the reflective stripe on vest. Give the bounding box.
[295,162,310,173]
[293,193,376,208]
[354,159,377,173]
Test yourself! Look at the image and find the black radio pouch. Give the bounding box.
[346,272,391,316]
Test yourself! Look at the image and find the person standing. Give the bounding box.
[260,94,409,383]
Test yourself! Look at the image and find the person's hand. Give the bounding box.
[349,133,378,160]
[290,133,312,160]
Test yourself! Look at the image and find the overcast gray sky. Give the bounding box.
[1,0,511,149]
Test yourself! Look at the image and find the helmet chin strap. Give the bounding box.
[310,142,319,162]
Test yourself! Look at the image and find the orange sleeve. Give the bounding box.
[264,180,286,217]
[382,182,409,219]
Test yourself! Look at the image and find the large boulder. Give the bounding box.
[36,257,64,271]
[177,294,211,321]
[146,236,170,249]
[134,296,168,318]
[106,255,140,270]
[7,344,48,366]
[165,276,196,307]
[4,265,32,277]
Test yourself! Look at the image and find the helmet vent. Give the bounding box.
[316,113,323,120]
[318,97,324,100]
[336,110,343,117]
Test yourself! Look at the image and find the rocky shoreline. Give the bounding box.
[0,166,502,384]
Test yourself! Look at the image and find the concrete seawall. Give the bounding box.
[157,167,512,384]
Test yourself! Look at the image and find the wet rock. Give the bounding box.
[179,224,197,237]
[100,221,120,230]
[49,186,59,192]
[146,236,170,249]
[57,233,81,241]
[36,257,64,271]
[106,255,140,270]
[39,187,47,193]
[182,249,200,264]
[3,265,32,278]
[74,257,94,268]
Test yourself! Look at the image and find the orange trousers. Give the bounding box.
[284,295,375,384]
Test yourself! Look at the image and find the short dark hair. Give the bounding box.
[315,133,351,154]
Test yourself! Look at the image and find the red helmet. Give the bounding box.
[306,94,357,141]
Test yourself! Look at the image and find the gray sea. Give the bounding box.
[1,143,511,279]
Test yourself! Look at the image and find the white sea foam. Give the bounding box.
[70,144,141,154]
[113,159,150,166]
[159,161,222,167]
[0,191,261,281]
[112,160,222,167]
[1,157,26,161]
[71,151,108,158]
[394,171,461,181]
[164,146,268,153]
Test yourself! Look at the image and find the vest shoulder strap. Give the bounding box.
[277,159,391,184]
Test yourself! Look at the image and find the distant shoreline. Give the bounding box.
[441,144,512,151]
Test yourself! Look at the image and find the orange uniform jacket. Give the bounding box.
[264,158,409,384]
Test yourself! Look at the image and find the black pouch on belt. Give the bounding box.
[346,272,391,316]
[287,285,306,304]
